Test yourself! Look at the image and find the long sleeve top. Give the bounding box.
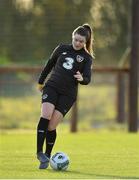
[38,44,93,98]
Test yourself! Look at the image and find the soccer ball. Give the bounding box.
[50,152,69,171]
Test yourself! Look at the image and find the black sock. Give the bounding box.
[45,129,57,157]
[37,117,49,153]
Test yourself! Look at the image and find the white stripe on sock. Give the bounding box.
[38,130,44,133]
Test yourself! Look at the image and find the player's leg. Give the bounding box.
[45,95,76,158]
[45,110,63,158]
[37,102,55,153]
[37,102,55,169]
[37,86,57,169]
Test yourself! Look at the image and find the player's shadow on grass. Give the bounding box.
[47,169,139,179]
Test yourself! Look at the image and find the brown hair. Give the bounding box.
[72,23,94,56]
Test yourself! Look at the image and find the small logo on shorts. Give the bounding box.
[64,109,67,113]
[42,94,48,100]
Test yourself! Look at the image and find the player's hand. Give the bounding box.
[74,71,83,82]
[37,83,44,92]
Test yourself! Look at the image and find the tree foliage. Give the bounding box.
[0,0,131,64]
[90,0,131,63]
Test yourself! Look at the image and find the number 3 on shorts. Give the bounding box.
[63,57,74,70]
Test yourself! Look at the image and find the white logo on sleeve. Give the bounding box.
[62,52,67,55]
[63,57,74,70]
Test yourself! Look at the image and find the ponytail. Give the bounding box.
[82,24,94,56]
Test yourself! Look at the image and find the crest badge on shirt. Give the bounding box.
[76,55,84,62]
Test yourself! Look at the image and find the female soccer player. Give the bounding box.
[36,24,94,169]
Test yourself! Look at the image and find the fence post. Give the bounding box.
[117,72,125,123]
[128,0,138,132]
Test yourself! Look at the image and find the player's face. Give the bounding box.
[72,33,86,50]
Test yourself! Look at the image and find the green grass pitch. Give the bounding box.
[0,129,139,179]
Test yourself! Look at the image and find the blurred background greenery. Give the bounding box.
[0,0,138,131]
[0,0,131,65]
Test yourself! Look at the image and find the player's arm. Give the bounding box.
[37,45,62,90]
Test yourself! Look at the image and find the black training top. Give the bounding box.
[38,44,93,98]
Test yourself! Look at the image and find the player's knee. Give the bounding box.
[41,111,52,120]
[48,123,56,131]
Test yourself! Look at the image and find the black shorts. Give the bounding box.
[42,85,76,116]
